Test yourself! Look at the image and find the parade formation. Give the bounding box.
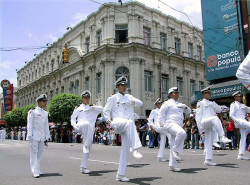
[1,1,250,184]
[2,54,246,181]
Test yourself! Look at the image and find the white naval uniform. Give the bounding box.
[103,92,143,176]
[26,106,50,175]
[230,101,250,156]
[195,99,225,160]
[11,131,14,140]
[149,108,169,159]
[22,131,26,141]
[18,131,21,140]
[70,104,103,169]
[236,51,250,90]
[159,99,191,168]
[131,114,142,151]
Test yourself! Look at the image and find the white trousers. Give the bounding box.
[29,140,44,174]
[157,133,170,159]
[117,126,132,176]
[201,116,225,160]
[237,119,250,155]
[80,144,93,168]
[75,121,94,147]
[167,123,186,168]
[128,122,142,151]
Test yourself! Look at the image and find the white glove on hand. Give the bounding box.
[159,122,164,127]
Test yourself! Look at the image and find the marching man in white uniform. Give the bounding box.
[71,90,103,174]
[229,91,250,160]
[27,94,50,178]
[148,98,168,162]
[103,76,143,182]
[195,87,231,166]
[236,50,250,90]
[158,87,191,172]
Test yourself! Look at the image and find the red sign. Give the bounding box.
[3,84,13,111]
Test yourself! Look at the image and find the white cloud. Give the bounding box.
[25,30,40,42]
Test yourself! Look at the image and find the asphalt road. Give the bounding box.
[0,140,249,185]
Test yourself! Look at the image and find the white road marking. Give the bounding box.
[69,157,119,165]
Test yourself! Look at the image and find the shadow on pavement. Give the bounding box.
[216,163,239,168]
[177,168,208,174]
[214,154,228,156]
[128,177,162,185]
[127,164,150,168]
[40,173,63,177]
[89,170,117,176]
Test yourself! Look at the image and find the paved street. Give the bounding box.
[0,140,249,185]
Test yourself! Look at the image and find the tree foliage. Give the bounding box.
[48,93,82,124]
[3,112,13,128]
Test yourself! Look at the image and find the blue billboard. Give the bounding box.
[201,0,242,81]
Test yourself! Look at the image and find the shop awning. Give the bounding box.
[191,79,249,104]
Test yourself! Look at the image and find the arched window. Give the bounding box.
[115,66,130,88]
[70,82,74,94]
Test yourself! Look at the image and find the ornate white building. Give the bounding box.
[15,1,207,116]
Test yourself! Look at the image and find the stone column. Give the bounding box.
[183,69,191,106]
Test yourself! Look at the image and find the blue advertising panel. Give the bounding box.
[201,0,242,81]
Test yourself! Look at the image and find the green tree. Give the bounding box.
[10,107,25,127]
[22,104,36,125]
[48,93,82,124]
[3,112,13,128]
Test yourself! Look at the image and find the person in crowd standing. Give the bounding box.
[191,118,199,149]
[225,117,236,150]
[22,129,26,141]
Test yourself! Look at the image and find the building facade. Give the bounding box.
[15,1,207,116]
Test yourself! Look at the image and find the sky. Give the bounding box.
[0,0,203,94]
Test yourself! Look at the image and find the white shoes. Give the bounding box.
[116,174,130,182]
[80,167,90,174]
[83,146,89,153]
[172,151,181,161]
[133,150,143,159]
[219,136,231,143]
[169,166,181,172]
[237,155,250,160]
[204,160,217,166]
[213,142,220,148]
[157,157,167,162]
[32,173,40,178]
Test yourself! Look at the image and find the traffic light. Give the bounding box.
[63,47,69,63]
